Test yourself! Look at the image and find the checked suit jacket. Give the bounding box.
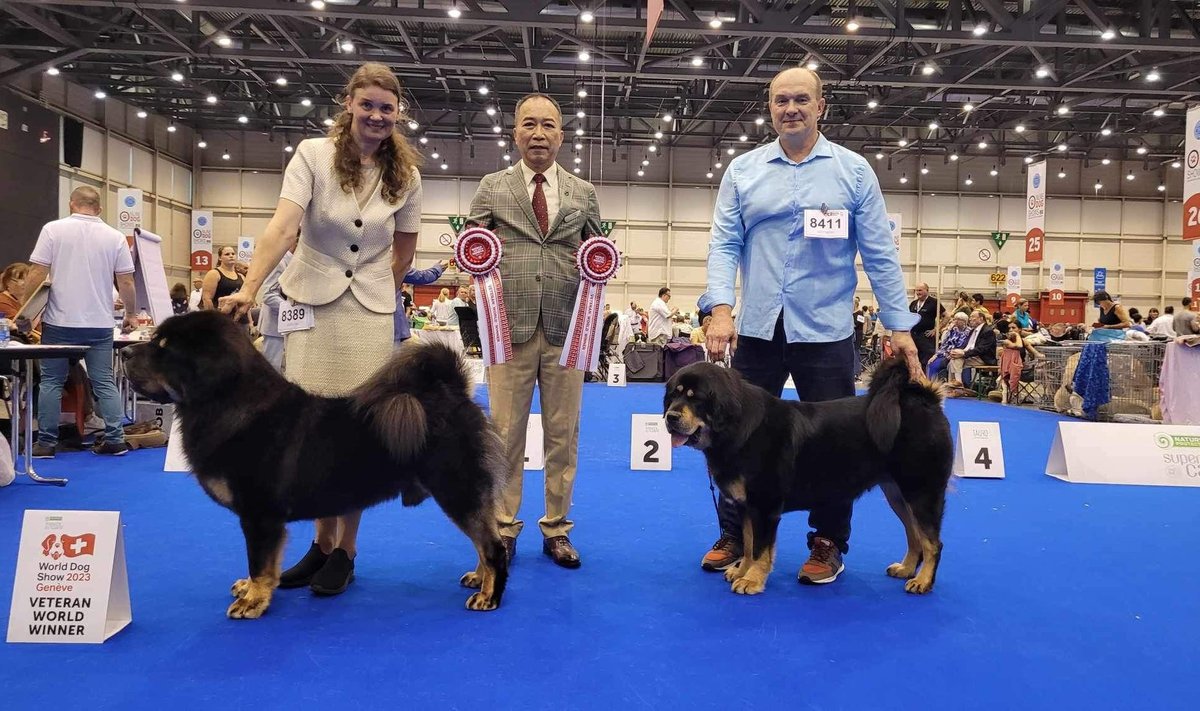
[468,162,603,347]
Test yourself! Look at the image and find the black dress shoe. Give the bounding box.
[502,535,516,564]
[542,536,581,569]
[278,542,329,589]
[309,548,355,596]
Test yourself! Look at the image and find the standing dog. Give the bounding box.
[663,357,953,595]
[122,311,508,618]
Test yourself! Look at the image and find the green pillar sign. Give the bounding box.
[448,215,466,234]
[600,220,616,237]
[990,231,1010,250]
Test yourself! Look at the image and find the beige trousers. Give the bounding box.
[487,325,585,539]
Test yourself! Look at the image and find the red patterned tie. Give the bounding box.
[532,173,549,235]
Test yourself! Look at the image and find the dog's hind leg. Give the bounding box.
[228,518,286,619]
[448,507,508,612]
[903,488,946,595]
[880,480,921,580]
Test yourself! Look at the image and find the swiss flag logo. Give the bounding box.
[45,533,97,558]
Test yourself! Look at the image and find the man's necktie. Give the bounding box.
[532,173,549,235]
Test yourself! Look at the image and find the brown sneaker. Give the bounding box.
[798,537,845,585]
[700,534,742,572]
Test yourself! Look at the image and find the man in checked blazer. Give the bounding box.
[467,93,603,569]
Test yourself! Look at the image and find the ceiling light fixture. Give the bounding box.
[1152,107,1165,118]
[899,174,908,184]
[706,171,714,179]
[167,123,177,133]
[1126,171,1135,181]
[1094,181,1103,190]
[709,18,723,29]
[846,19,859,32]
[407,120,419,130]
[964,175,974,186]
[575,128,584,136]
[1172,160,1182,168]
[323,117,334,126]
[216,35,232,47]
[578,50,591,62]
[485,106,496,117]
[922,64,935,76]
[1057,143,1068,151]
[1157,184,1166,192]
[137,110,148,119]
[1101,158,1111,165]
[419,137,428,144]
[574,167,581,174]
[1146,68,1161,82]
[691,56,704,67]
[1100,127,1112,136]
[806,60,819,71]
[284,143,293,153]
[920,164,929,175]
[311,1,325,9]
[575,156,583,164]
[950,153,959,161]
[171,71,184,82]
[431,152,440,159]
[1024,156,1033,164]
[654,131,663,139]
[739,134,748,142]
[726,147,735,155]
[46,67,60,76]
[237,115,248,124]
[715,161,723,169]
[1057,105,1070,115]
[928,121,939,131]
[978,140,988,149]
[441,163,448,170]
[1035,66,1050,79]
[300,98,312,107]
[275,76,288,86]
[1014,124,1025,133]
[498,139,507,147]
[1137,146,1148,155]
[492,125,502,133]
[574,142,582,150]
[1101,28,1115,40]
[1058,169,1066,178]
[197,139,207,148]
[963,103,974,112]
[755,116,765,125]
[875,152,884,160]
[222,149,231,160]
[580,10,594,23]
[898,138,908,147]
[973,24,988,36]
[577,87,587,98]
[448,4,462,19]
[661,113,673,123]
[649,145,658,153]
[989,166,998,176]
[867,99,879,109]
[503,154,511,161]
[94,90,106,99]
[206,95,217,104]
[478,85,489,96]
[637,169,645,177]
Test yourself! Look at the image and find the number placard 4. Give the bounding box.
[952,421,1006,479]
[803,208,850,239]
[630,414,672,471]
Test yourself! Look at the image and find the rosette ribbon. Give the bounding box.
[560,235,621,371]
[455,227,512,366]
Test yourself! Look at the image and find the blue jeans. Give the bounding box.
[715,318,857,554]
[38,324,125,446]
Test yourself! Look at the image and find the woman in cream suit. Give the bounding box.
[221,63,422,595]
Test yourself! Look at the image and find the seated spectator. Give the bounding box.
[949,309,997,385]
[1129,312,1147,333]
[170,282,189,315]
[1147,307,1160,322]
[1148,306,1176,337]
[927,311,971,382]
[691,315,711,345]
[0,262,42,342]
[1013,299,1038,333]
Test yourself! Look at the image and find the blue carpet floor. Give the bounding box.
[0,384,1196,710]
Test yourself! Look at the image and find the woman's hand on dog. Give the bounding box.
[219,290,256,320]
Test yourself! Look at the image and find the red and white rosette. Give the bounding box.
[560,235,621,371]
[455,227,512,366]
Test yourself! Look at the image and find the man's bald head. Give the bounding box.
[69,186,102,215]
[769,66,823,101]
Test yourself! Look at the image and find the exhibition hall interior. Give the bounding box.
[0,1,1197,708]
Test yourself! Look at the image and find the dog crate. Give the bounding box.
[1034,340,1166,420]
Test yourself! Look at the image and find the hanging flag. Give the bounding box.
[1005,265,1022,310]
[1048,262,1065,304]
[1025,161,1046,262]
[1184,105,1200,240]
[190,210,213,272]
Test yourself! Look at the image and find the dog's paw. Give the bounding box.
[723,560,746,583]
[459,571,483,589]
[231,578,251,597]
[904,578,934,595]
[227,595,270,619]
[730,577,765,595]
[886,563,917,580]
[465,592,498,611]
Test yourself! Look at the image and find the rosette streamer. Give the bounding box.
[454,227,512,366]
[560,235,621,371]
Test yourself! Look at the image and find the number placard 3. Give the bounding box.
[803,208,850,239]
[630,414,672,471]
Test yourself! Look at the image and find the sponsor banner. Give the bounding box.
[887,212,902,252]
[237,236,255,263]
[1048,261,1065,303]
[1189,241,1200,302]
[190,210,213,271]
[7,510,132,643]
[116,188,142,237]
[1093,267,1107,294]
[1047,423,1200,487]
[1184,105,1200,240]
[1005,265,1021,309]
[1025,161,1046,262]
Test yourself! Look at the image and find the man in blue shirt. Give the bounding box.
[698,67,921,584]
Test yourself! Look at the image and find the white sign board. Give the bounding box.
[116,188,143,237]
[466,358,487,387]
[1183,105,1199,241]
[523,414,544,471]
[164,417,190,472]
[237,236,255,264]
[1047,423,1200,487]
[952,421,1005,478]
[131,228,175,326]
[887,212,902,253]
[1048,261,1065,303]
[608,362,626,387]
[1005,265,1022,310]
[7,510,131,644]
[1025,161,1046,262]
[630,414,672,471]
[134,402,173,432]
[190,210,213,272]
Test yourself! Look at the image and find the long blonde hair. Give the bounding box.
[328,62,422,204]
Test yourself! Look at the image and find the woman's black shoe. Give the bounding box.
[309,548,355,596]
[278,543,329,589]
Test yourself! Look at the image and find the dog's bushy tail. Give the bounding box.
[350,342,471,461]
[864,356,944,453]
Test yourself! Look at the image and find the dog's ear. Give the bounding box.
[704,368,745,432]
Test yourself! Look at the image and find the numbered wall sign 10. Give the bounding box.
[630,415,672,471]
[952,421,1005,479]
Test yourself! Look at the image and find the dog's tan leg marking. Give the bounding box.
[455,516,499,611]
[880,481,922,580]
[724,514,752,583]
[905,531,942,595]
[729,515,771,595]
[228,531,286,619]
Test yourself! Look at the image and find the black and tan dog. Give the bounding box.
[122,311,508,618]
[663,357,953,595]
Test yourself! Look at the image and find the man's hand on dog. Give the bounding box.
[219,290,256,321]
[888,330,924,381]
[706,305,737,362]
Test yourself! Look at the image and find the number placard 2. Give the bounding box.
[630,414,672,471]
[952,421,1005,479]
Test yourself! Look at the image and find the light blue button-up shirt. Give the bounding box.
[699,134,918,343]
